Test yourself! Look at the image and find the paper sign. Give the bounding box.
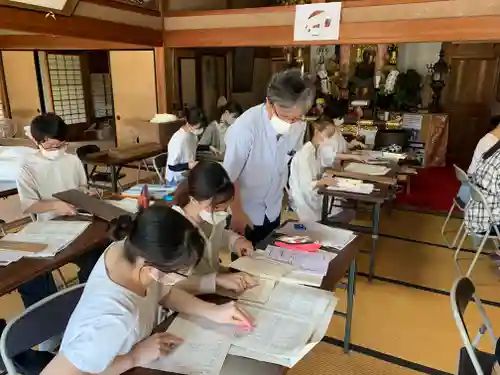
[294,3,342,42]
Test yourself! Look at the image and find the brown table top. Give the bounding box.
[81,145,165,167]
[319,183,390,204]
[0,181,18,199]
[0,217,110,296]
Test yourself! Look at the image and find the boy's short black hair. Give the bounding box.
[30,113,68,143]
[184,106,206,127]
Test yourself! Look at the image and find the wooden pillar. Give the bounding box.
[154,46,167,113]
[376,44,388,71]
[340,44,351,88]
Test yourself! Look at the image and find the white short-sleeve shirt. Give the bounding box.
[60,242,162,373]
[16,152,87,221]
[468,133,498,175]
[223,104,306,225]
[166,127,197,182]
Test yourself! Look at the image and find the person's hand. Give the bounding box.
[209,146,222,155]
[352,154,368,163]
[130,332,183,367]
[188,161,198,169]
[233,237,254,257]
[351,139,367,149]
[54,201,77,216]
[230,210,253,235]
[206,301,254,330]
[216,272,258,293]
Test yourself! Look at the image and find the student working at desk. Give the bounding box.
[166,106,205,184]
[172,161,254,275]
[15,114,102,310]
[40,206,255,375]
[198,101,243,155]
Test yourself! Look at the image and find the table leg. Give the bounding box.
[111,165,118,194]
[321,194,329,223]
[369,203,381,282]
[343,258,356,353]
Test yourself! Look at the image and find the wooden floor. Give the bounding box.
[0,207,497,374]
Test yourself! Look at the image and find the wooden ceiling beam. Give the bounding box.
[0,5,162,45]
[163,15,500,47]
[0,35,148,50]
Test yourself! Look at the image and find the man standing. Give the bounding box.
[223,69,315,246]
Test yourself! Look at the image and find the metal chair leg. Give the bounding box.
[466,233,489,277]
[442,201,458,248]
[454,229,470,276]
[451,220,466,249]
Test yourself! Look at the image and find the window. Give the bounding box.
[47,54,87,125]
[90,73,113,118]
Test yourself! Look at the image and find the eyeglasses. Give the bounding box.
[271,103,305,123]
[39,141,68,151]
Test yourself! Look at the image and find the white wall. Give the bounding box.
[397,43,442,76]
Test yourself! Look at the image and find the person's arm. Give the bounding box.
[198,123,215,147]
[160,282,217,318]
[41,352,135,375]
[16,166,75,216]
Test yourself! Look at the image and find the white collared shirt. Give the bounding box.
[223,104,306,225]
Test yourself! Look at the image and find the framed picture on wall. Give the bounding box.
[232,48,255,93]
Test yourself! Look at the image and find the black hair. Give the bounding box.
[110,205,204,273]
[489,116,500,131]
[220,101,243,118]
[323,98,348,120]
[173,161,234,208]
[30,113,68,143]
[184,106,206,128]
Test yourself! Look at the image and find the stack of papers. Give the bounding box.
[122,184,176,199]
[327,182,374,194]
[144,282,337,374]
[344,162,390,176]
[278,222,357,250]
[0,221,90,265]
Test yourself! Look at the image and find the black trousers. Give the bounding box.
[18,247,104,307]
[231,215,281,261]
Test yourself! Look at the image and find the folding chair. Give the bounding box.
[0,284,85,375]
[454,183,500,277]
[442,164,470,248]
[451,277,498,375]
[152,152,168,185]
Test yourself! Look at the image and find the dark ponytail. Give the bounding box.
[482,140,500,161]
[110,205,204,273]
[172,161,234,208]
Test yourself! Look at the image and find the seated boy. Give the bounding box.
[15,113,102,309]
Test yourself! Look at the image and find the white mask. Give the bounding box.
[199,209,229,225]
[270,115,292,135]
[40,148,65,160]
[192,128,204,136]
[334,118,344,126]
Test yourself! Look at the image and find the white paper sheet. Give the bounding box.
[0,221,90,258]
[104,198,139,213]
[264,246,333,275]
[327,183,374,195]
[279,222,357,250]
[144,316,232,375]
[344,163,390,176]
[293,3,341,41]
[218,278,276,304]
[228,257,295,280]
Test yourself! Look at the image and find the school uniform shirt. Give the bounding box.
[223,104,306,226]
[465,148,500,233]
[16,151,87,221]
[289,141,322,223]
[60,241,216,374]
[166,127,197,183]
[172,205,240,275]
[318,129,349,167]
[468,133,498,175]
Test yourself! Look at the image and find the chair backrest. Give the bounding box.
[373,129,409,151]
[152,152,168,184]
[453,164,469,184]
[76,144,101,160]
[451,277,497,375]
[0,284,85,375]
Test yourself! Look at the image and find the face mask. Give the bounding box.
[199,209,229,225]
[334,118,344,126]
[270,115,292,135]
[40,148,65,160]
[191,127,204,136]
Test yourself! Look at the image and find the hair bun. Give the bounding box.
[110,214,134,241]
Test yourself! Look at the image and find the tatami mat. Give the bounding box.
[288,342,423,375]
[356,236,500,303]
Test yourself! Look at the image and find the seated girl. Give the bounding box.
[172,160,254,271]
[458,116,500,204]
[166,106,205,183]
[198,101,243,155]
[289,118,347,223]
[40,206,254,375]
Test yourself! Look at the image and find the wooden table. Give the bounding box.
[319,183,392,282]
[81,145,165,193]
[0,181,17,199]
[0,218,109,296]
